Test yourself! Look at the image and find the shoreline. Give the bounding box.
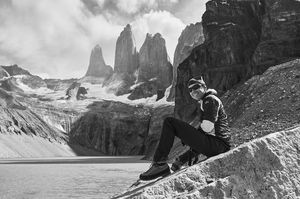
[0,156,150,164]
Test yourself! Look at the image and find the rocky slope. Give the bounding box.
[0,66,9,79]
[128,33,173,100]
[0,88,76,157]
[167,23,204,101]
[84,44,113,80]
[223,59,300,147]
[175,0,300,121]
[114,126,300,198]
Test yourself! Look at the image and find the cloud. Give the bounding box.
[131,10,185,62]
[115,0,157,14]
[0,0,205,79]
[0,0,122,79]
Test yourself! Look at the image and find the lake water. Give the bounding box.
[0,156,150,199]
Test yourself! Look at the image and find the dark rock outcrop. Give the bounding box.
[85,44,113,80]
[66,82,87,100]
[128,33,172,100]
[167,23,204,101]
[68,100,175,156]
[69,101,151,155]
[175,0,300,121]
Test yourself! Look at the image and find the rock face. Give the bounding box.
[167,23,204,101]
[128,33,172,100]
[69,101,151,155]
[104,24,139,95]
[114,126,300,198]
[252,0,300,67]
[69,100,175,156]
[175,0,300,121]
[85,44,113,80]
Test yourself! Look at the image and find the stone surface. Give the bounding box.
[175,0,300,122]
[85,44,113,80]
[129,33,172,100]
[168,23,204,101]
[114,126,300,198]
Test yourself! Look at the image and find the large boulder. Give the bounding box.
[129,33,172,100]
[65,82,87,100]
[115,126,300,198]
[85,44,113,81]
[167,23,205,101]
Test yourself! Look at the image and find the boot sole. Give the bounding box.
[139,168,171,181]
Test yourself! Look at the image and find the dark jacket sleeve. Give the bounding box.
[202,96,220,123]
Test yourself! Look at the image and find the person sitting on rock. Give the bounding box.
[139,75,231,181]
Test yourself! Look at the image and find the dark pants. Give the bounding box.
[153,117,230,162]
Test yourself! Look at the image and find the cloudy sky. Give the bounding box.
[0,0,207,79]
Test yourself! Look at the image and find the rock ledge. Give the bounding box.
[114,126,300,198]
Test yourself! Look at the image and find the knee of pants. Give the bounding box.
[163,117,174,126]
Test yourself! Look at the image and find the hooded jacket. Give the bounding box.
[199,89,231,146]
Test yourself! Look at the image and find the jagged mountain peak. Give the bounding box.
[85,44,113,79]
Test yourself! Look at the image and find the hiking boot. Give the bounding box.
[139,162,170,181]
[171,149,199,172]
